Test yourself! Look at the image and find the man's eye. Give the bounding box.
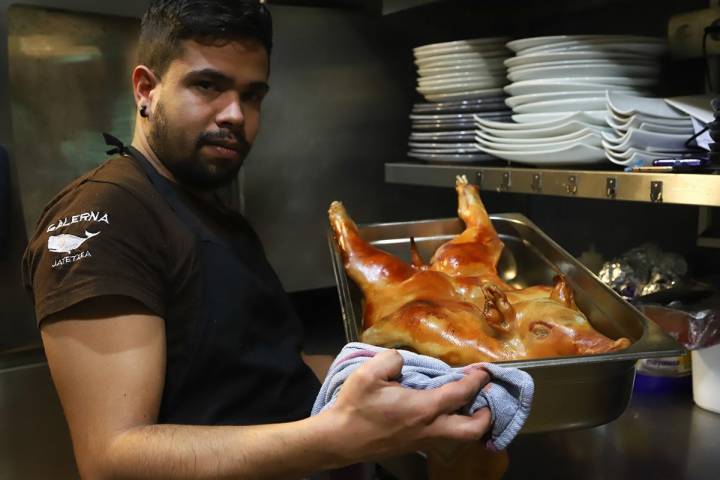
[196,81,218,92]
[243,91,265,103]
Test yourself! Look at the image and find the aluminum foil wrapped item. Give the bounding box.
[598,244,687,299]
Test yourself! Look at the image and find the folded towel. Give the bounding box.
[311,343,534,451]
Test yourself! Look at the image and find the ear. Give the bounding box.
[132,65,160,116]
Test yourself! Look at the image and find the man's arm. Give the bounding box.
[42,296,491,480]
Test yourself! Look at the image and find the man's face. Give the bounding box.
[148,38,269,190]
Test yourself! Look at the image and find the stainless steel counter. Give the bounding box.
[380,386,720,480]
[504,387,720,479]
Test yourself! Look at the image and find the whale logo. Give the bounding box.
[48,230,100,254]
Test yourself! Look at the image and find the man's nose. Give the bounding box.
[215,92,244,129]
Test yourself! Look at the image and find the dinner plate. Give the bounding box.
[476,132,602,151]
[513,97,607,113]
[606,91,687,118]
[419,74,507,87]
[407,151,496,163]
[601,128,691,151]
[516,40,666,57]
[504,79,652,96]
[408,141,478,149]
[414,37,511,55]
[418,80,507,94]
[424,88,505,102]
[410,147,482,154]
[409,131,477,141]
[507,64,660,82]
[411,112,509,121]
[418,61,509,77]
[512,110,606,123]
[506,35,664,53]
[412,98,508,113]
[606,115,693,133]
[477,127,599,143]
[605,149,674,167]
[412,122,477,131]
[506,90,639,108]
[504,50,659,68]
[506,58,657,73]
[605,110,693,127]
[474,111,608,130]
[477,142,607,166]
[415,52,508,67]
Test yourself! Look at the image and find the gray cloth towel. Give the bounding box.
[311,342,534,451]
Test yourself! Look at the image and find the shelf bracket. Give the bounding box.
[650,181,663,203]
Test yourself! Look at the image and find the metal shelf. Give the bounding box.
[385,163,720,207]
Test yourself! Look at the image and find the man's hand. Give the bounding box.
[320,350,491,463]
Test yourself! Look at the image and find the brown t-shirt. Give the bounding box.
[22,153,319,426]
[22,155,199,323]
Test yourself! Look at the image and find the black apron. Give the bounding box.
[104,134,320,426]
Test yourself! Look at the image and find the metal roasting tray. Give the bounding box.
[328,213,684,433]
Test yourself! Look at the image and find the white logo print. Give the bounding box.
[48,230,100,254]
[47,211,109,233]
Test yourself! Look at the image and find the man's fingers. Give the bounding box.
[426,407,492,441]
[354,350,403,383]
[424,368,491,415]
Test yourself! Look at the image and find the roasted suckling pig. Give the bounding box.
[328,175,630,365]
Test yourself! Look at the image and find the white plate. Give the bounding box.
[506,35,664,53]
[409,141,478,149]
[507,64,659,82]
[408,151,496,163]
[410,147,482,154]
[419,74,506,87]
[477,127,600,143]
[504,51,660,68]
[601,127,691,151]
[409,131,476,141]
[516,40,667,57]
[415,52,508,66]
[411,112,508,121]
[506,90,636,108]
[506,58,657,73]
[478,142,607,166]
[418,61,509,77]
[605,149,675,167]
[476,132,602,151]
[606,115,693,133]
[513,97,607,114]
[474,111,607,130]
[512,111,606,123]
[418,80,506,94]
[606,91,687,118]
[424,88,505,102]
[414,37,511,54]
[605,110,693,127]
[504,79,652,96]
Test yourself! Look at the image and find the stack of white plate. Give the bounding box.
[602,91,695,166]
[503,35,666,124]
[414,37,512,102]
[410,37,514,163]
[409,98,511,162]
[474,111,611,166]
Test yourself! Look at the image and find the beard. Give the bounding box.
[148,101,250,191]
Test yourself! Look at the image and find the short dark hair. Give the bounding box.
[138,0,273,77]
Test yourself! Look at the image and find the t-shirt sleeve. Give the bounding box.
[22,180,168,324]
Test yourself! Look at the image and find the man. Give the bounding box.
[22,1,491,478]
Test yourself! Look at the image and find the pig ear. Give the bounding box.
[550,275,579,310]
[482,284,515,335]
[409,237,425,268]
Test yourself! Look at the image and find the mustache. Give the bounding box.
[196,130,250,152]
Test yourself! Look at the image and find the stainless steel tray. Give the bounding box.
[328,213,684,433]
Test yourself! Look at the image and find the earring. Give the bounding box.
[140,105,149,118]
